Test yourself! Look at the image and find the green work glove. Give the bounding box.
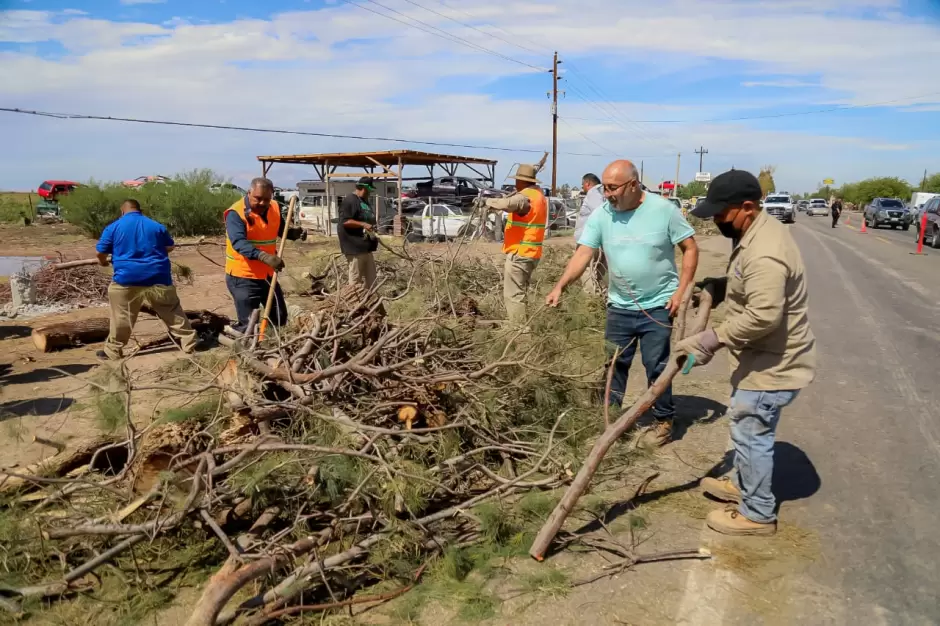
[695,277,728,306]
[257,251,285,271]
[675,329,722,372]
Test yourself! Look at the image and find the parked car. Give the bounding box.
[409,177,501,206]
[37,180,78,200]
[123,175,170,188]
[864,197,911,230]
[420,203,499,240]
[763,194,795,223]
[209,182,247,196]
[915,196,940,247]
[806,198,829,216]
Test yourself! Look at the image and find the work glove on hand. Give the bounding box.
[695,277,728,306]
[675,329,722,370]
[285,227,304,241]
[257,252,285,271]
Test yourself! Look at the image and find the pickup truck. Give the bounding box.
[405,177,502,206]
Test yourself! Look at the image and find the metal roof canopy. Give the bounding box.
[257,150,497,183]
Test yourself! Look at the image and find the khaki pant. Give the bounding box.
[579,246,607,295]
[105,283,197,359]
[346,253,377,289]
[503,254,539,323]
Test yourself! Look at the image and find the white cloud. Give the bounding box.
[0,1,937,192]
[742,80,818,88]
[120,0,167,5]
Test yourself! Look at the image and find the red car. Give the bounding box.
[37,180,78,199]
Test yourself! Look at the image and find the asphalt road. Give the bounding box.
[773,214,940,623]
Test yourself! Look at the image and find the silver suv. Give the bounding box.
[864,197,911,230]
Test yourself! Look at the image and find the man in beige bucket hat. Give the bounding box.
[485,164,549,323]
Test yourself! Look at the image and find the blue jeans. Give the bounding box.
[730,388,800,523]
[604,305,674,421]
[225,274,287,332]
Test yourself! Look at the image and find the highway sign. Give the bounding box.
[823,178,834,185]
[695,172,711,183]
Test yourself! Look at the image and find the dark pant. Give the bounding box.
[225,274,287,332]
[605,305,674,420]
[831,211,840,228]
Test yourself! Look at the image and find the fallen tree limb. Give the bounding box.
[528,287,712,561]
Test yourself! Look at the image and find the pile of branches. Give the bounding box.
[0,244,602,624]
[0,263,110,306]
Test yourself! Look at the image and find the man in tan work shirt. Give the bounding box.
[485,164,548,323]
[675,169,816,537]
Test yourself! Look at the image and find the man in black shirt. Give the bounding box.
[338,177,378,288]
[831,198,842,228]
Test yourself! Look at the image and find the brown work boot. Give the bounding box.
[706,506,776,536]
[701,476,742,504]
[639,419,673,448]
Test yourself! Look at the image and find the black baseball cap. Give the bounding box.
[691,169,762,218]
[356,176,376,191]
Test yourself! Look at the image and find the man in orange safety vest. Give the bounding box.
[224,177,303,333]
[485,164,548,323]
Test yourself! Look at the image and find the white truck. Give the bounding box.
[911,192,939,211]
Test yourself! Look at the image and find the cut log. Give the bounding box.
[528,287,713,561]
[0,435,121,493]
[31,318,110,352]
[51,259,100,271]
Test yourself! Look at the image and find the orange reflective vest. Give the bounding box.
[224,198,281,279]
[502,187,548,259]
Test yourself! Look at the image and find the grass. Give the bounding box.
[154,395,221,425]
[95,391,128,433]
[0,192,38,224]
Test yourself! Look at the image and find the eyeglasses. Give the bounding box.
[602,179,636,193]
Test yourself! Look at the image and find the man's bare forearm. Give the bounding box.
[554,245,596,291]
[677,238,699,294]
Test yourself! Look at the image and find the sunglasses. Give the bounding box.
[602,179,637,193]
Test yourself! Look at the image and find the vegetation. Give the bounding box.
[758,165,776,196]
[917,172,940,194]
[0,192,39,223]
[59,169,240,238]
[678,180,708,200]
[832,176,913,206]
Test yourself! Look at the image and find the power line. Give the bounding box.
[558,117,616,156]
[0,106,623,157]
[434,0,551,56]
[339,0,546,72]
[398,0,544,57]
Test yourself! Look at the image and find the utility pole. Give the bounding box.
[695,146,708,173]
[922,168,928,190]
[674,153,681,198]
[640,160,644,185]
[550,51,560,196]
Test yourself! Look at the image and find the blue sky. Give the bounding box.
[2,0,939,193]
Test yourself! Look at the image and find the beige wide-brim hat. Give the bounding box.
[513,164,541,184]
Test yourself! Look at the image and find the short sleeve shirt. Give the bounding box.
[337,194,378,255]
[95,212,174,286]
[578,193,694,310]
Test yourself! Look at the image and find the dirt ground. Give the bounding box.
[0,224,811,625]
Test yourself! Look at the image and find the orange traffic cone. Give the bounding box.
[860,215,867,233]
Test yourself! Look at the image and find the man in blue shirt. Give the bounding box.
[547,159,699,446]
[95,199,197,360]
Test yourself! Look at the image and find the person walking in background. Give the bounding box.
[224,177,302,333]
[831,197,843,228]
[546,159,699,447]
[485,164,548,324]
[574,173,607,294]
[676,169,816,536]
[95,199,198,360]
[338,177,379,289]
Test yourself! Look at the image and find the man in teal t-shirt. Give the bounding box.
[547,159,699,446]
